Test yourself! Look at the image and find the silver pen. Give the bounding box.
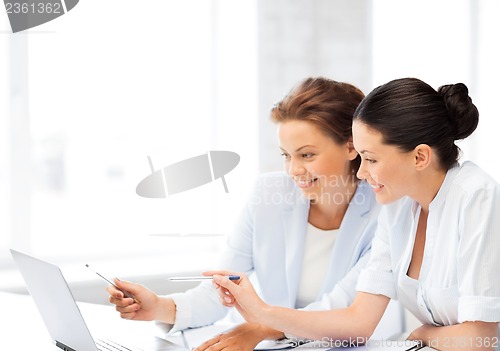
[85,264,141,304]
[169,275,240,282]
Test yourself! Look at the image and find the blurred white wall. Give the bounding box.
[257,0,372,172]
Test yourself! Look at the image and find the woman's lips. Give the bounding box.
[296,178,318,189]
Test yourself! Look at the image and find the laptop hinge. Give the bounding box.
[55,340,76,351]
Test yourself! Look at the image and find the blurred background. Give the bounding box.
[1,0,499,329]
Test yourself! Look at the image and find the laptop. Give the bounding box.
[10,249,189,351]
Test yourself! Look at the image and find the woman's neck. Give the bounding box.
[412,167,447,212]
[308,177,358,230]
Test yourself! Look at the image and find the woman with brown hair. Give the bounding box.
[108,77,400,350]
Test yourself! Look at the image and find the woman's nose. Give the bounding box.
[356,162,367,180]
[287,159,305,176]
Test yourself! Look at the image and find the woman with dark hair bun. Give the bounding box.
[208,78,500,351]
[353,78,478,171]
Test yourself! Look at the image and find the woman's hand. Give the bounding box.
[106,278,174,323]
[194,323,284,351]
[203,270,269,324]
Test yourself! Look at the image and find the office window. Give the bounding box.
[472,0,500,178]
[0,1,258,267]
[0,17,9,252]
[372,0,500,181]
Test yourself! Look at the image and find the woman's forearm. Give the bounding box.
[409,321,499,351]
[211,274,389,343]
[258,293,389,342]
[260,305,369,341]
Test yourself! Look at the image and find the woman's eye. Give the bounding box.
[365,158,376,164]
[302,153,314,159]
[281,153,290,159]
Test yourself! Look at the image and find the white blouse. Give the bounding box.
[295,224,338,308]
[357,162,500,329]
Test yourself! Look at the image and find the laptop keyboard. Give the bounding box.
[96,338,140,351]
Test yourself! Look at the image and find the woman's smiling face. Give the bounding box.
[278,120,357,201]
[352,120,417,204]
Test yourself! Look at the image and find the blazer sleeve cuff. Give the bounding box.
[165,293,193,333]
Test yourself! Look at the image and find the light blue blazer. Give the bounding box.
[168,172,382,331]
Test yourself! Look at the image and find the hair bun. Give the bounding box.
[437,83,479,140]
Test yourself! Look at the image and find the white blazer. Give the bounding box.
[167,172,399,335]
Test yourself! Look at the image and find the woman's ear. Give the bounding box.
[414,144,432,170]
[346,139,358,161]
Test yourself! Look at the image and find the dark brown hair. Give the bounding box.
[271,77,365,173]
[353,77,479,170]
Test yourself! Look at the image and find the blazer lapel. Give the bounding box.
[282,199,309,307]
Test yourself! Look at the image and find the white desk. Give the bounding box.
[2,291,57,349]
[1,291,437,351]
[0,291,182,350]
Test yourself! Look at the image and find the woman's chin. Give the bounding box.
[300,188,324,203]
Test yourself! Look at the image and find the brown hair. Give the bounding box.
[271,77,365,173]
